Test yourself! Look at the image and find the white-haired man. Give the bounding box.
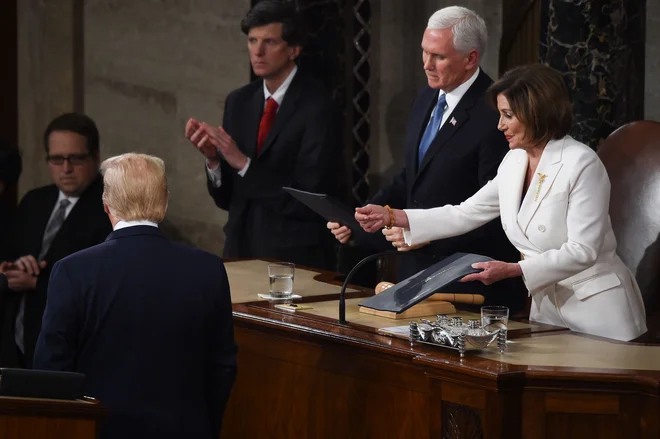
[328,6,525,310]
[34,153,237,439]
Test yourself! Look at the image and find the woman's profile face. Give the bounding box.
[496,94,528,150]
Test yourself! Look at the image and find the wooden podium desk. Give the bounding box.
[222,260,660,439]
[0,396,104,438]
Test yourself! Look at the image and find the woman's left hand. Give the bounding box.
[460,261,522,285]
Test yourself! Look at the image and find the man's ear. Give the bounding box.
[290,45,302,61]
[465,49,479,71]
[103,204,111,215]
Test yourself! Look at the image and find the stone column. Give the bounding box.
[18,0,83,194]
[540,0,646,148]
[645,0,660,121]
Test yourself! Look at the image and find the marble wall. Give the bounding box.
[83,0,250,252]
[540,0,646,148]
[646,0,660,122]
[18,0,83,192]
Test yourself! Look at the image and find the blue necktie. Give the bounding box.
[418,93,447,167]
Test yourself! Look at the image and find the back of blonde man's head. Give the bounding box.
[101,153,168,223]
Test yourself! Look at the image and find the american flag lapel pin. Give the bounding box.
[450,117,457,126]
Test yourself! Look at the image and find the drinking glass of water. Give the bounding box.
[268,262,295,298]
[481,306,509,353]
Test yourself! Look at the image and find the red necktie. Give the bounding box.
[257,97,279,154]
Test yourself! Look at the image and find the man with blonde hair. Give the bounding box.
[34,153,237,439]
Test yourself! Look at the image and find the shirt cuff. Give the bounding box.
[237,157,251,177]
[206,161,223,188]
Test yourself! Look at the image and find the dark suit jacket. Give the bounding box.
[0,176,112,367]
[207,70,341,269]
[0,203,16,263]
[366,70,526,310]
[33,226,237,439]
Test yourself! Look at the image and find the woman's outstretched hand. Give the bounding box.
[460,261,523,285]
[355,204,389,233]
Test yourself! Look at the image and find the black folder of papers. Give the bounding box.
[282,187,361,230]
[359,253,493,313]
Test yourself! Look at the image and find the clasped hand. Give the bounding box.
[0,255,47,291]
[185,118,248,170]
[382,227,429,252]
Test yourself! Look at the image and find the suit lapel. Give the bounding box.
[244,86,265,159]
[498,150,528,236]
[416,70,490,179]
[411,89,438,164]
[417,106,467,174]
[257,74,301,158]
[517,138,565,232]
[404,89,437,194]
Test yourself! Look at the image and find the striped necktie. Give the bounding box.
[38,199,71,261]
[15,198,71,353]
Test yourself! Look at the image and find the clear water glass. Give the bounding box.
[268,262,295,298]
[481,306,509,352]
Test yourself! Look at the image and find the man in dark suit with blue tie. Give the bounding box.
[34,153,237,439]
[185,0,341,270]
[329,6,525,310]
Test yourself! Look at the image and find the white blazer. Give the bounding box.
[403,136,647,341]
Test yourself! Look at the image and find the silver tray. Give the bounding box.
[409,315,506,357]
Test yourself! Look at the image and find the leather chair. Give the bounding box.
[598,121,660,341]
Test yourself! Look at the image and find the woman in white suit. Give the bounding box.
[356,64,646,342]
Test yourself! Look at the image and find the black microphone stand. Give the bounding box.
[339,250,421,324]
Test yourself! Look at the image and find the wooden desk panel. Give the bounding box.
[0,397,104,439]
[223,260,660,439]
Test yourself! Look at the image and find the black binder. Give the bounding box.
[358,253,493,313]
[0,368,85,400]
[282,187,361,230]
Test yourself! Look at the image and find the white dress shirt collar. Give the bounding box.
[114,220,159,231]
[440,67,480,110]
[263,65,298,106]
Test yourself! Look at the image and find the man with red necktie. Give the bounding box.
[185,0,341,270]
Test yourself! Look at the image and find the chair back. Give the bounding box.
[598,121,660,316]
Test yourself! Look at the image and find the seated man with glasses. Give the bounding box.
[0,113,112,368]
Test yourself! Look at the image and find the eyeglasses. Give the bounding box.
[46,154,92,166]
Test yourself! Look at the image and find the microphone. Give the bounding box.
[338,250,421,324]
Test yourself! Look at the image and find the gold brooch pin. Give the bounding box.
[535,173,547,201]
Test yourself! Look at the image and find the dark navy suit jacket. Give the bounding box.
[33,226,237,439]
